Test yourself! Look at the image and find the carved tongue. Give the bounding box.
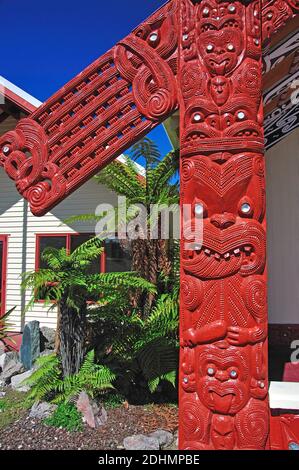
[212,392,234,414]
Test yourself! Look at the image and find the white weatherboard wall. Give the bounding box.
[266,127,299,324]
[0,167,118,330]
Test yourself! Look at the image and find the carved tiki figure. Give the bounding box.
[178,0,269,449]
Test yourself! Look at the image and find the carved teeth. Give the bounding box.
[204,249,211,256]
[214,253,221,260]
[234,249,240,255]
[244,246,252,253]
[224,253,230,259]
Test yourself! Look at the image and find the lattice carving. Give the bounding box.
[0,1,178,216]
[178,0,269,450]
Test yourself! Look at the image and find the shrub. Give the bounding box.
[44,403,83,432]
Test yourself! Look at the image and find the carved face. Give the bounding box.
[198,29,243,75]
[182,154,266,279]
[197,344,250,415]
[210,76,230,106]
[211,415,235,450]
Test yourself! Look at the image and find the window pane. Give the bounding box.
[105,239,131,272]
[70,234,100,274]
[39,236,67,269]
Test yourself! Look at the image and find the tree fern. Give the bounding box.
[25,353,62,402]
[24,351,115,404]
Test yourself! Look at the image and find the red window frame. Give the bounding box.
[0,234,8,317]
[35,233,105,303]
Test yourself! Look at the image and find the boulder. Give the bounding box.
[29,402,57,420]
[40,349,54,357]
[76,391,108,428]
[40,327,56,351]
[0,351,19,372]
[20,321,40,370]
[0,360,23,384]
[164,430,178,450]
[10,369,35,392]
[123,435,160,451]
[149,429,173,448]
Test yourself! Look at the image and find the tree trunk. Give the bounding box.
[59,298,87,377]
[54,303,61,354]
[131,236,172,318]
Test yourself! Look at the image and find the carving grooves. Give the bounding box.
[179,0,269,450]
[0,1,178,216]
[262,0,299,43]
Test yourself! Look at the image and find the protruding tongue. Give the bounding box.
[212,392,234,414]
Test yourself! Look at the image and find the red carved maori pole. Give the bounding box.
[178,0,269,449]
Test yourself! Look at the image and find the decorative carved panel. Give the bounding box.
[0,1,178,216]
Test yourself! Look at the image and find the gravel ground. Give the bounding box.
[0,404,178,450]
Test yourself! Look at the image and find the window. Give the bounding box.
[104,238,132,273]
[35,234,131,301]
[38,235,67,269]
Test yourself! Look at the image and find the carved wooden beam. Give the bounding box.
[262,0,299,43]
[0,1,178,216]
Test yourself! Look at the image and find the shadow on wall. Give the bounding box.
[0,168,23,215]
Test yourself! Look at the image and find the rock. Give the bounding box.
[76,391,108,429]
[29,402,57,420]
[10,369,35,392]
[20,321,40,370]
[40,349,54,357]
[0,391,6,398]
[40,327,55,351]
[149,429,173,448]
[0,351,19,372]
[123,435,160,451]
[0,360,23,384]
[164,430,178,450]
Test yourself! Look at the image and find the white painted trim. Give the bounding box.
[269,381,299,410]
[0,75,42,108]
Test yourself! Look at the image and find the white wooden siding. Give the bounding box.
[0,167,118,330]
[266,127,299,324]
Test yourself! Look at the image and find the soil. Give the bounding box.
[0,402,178,450]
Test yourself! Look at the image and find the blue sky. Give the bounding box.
[1,0,172,156]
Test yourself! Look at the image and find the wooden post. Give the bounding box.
[178,0,269,450]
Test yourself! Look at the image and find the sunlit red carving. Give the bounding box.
[179,0,269,450]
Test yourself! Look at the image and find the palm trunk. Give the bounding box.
[59,298,87,377]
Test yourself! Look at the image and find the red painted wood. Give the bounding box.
[0,1,286,218]
[270,414,299,450]
[0,1,179,216]
[178,0,269,450]
[262,0,299,43]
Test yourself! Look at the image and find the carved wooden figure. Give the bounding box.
[0,0,298,450]
[179,0,268,450]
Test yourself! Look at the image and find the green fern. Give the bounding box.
[25,354,62,402]
[24,351,115,404]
